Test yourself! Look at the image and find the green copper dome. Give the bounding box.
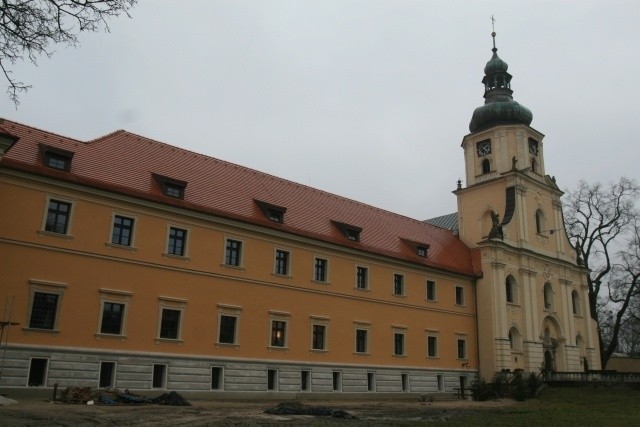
[469,32,533,132]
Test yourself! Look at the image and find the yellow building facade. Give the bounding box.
[0,34,599,395]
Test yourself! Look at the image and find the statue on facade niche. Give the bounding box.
[489,210,504,240]
[511,156,518,170]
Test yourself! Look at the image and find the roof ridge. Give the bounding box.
[0,117,84,144]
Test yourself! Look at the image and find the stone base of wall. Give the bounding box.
[0,345,477,395]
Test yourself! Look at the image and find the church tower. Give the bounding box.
[455,31,600,378]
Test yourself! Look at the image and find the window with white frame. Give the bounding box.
[217,304,241,345]
[426,280,437,301]
[156,297,186,341]
[97,289,131,337]
[393,274,405,296]
[427,333,439,358]
[166,226,188,257]
[354,322,370,354]
[311,316,329,351]
[26,280,66,331]
[274,249,290,276]
[42,196,73,235]
[455,286,465,306]
[224,238,243,267]
[456,336,468,359]
[356,266,368,290]
[393,329,406,356]
[269,311,290,348]
[110,214,136,247]
[314,257,328,282]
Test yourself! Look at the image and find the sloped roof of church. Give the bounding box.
[0,118,479,277]
[425,212,459,233]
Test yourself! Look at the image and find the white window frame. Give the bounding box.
[106,211,138,250]
[310,316,329,352]
[25,279,67,332]
[355,265,369,290]
[392,325,407,357]
[96,288,132,339]
[273,248,292,277]
[269,311,290,349]
[156,296,187,343]
[222,236,244,269]
[393,273,405,297]
[455,285,465,306]
[164,224,190,259]
[354,321,371,355]
[216,304,241,347]
[426,330,439,359]
[313,256,330,283]
[39,194,75,239]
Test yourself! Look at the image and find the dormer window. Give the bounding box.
[401,239,430,258]
[154,174,187,199]
[254,200,287,224]
[346,229,360,241]
[40,145,74,172]
[165,182,185,198]
[267,208,284,223]
[332,221,362,242]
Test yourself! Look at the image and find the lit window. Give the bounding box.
[271,320,287,347]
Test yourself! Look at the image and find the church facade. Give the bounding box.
[0,35,599,395]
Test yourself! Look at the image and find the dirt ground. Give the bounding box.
[0,396,515,426]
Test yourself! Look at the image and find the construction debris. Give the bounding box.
[152,391,192,406]
[264,401,357,419]
[58,387,187,406]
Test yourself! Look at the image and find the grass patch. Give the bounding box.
[433,386,640,426]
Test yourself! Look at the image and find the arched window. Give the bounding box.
[482,159,491,174]
[505,275,517,304]
[535,210,544,234]
[543,283,554,310]
[572,291,581,315]
[509,327,521,351]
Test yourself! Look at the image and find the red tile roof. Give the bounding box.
[0,118,479,276]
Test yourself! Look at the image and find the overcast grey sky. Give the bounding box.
[2,1,638,220]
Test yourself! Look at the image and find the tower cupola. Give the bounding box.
[469,32,533,132]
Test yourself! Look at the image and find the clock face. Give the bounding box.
[477,140,491,156]
[529,139,539,155]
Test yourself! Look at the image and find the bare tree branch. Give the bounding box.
[0,0,136,106]
[563,177,639,368]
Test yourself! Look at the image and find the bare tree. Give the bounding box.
[0,0,136,106]
[564,178,639,368]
